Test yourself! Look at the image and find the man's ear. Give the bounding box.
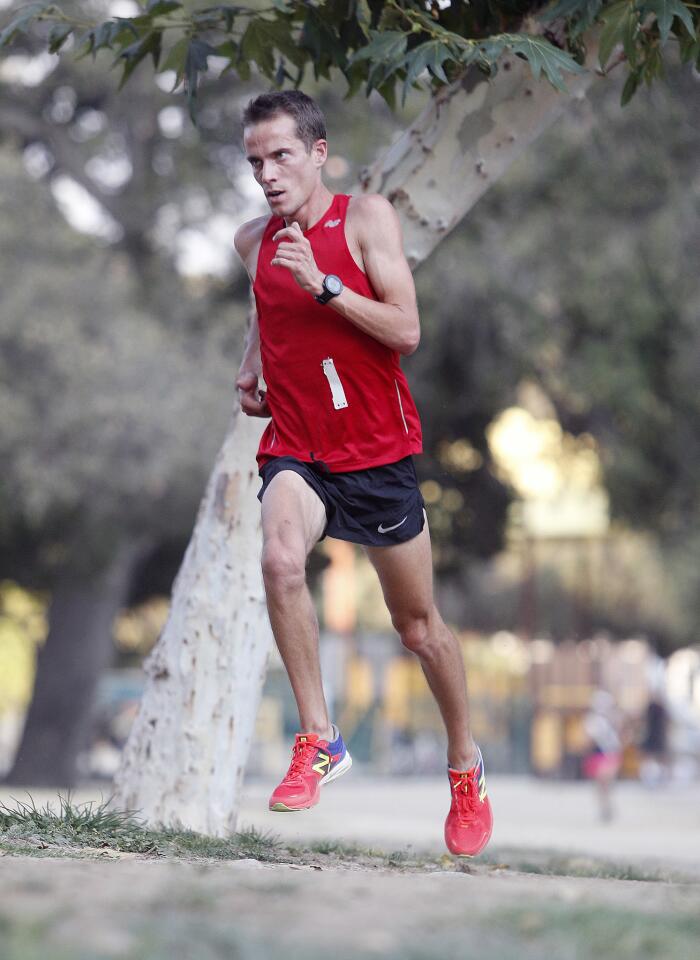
[313,138,328,168]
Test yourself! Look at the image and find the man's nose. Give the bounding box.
[260,162,277,184]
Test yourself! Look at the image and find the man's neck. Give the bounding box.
[284,184,335,232]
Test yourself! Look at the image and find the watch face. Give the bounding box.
[325,275,342,295]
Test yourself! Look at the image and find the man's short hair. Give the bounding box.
[242,90,326,151]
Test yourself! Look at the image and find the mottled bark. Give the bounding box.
[113,411,273,834]
[361,30,602,266]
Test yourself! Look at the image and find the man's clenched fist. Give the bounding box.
[236,369,271,418]
[271,220,324,296]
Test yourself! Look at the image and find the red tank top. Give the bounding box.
[252,193,423,472]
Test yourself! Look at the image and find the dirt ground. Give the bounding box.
[2,850,699,960]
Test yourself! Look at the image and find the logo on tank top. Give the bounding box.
[324,218,341,228]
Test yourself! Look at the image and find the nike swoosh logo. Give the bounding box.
[377,515,408,533]
[324,218,341,228]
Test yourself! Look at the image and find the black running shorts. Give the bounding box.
[257,455,427,547]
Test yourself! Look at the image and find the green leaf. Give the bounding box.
[235,56,251,81]
[0,1,51,48]
[193,4,245,32]
[598,0,632,69]
[620,67,640,105]
[158,35,189,86]
[215,37,238,74]
[239,18,274,76]
[466,36,507,68]
[146,0,182,15]
[48,23,73,54]
[350,29,408,93]
[349,29,407,65]
[274,57,296,87]
[504,33,587,93]
[74,20,135,62]
[342,59,366,99]
[404,39,453,87]
[240,16,305,78]
[638,0,696,44]
[298,6,347,78]
[537,0,594,22]
[115,31,163,90]
[677,32,700,63]
[183,37,218,122]
[536,0,605,40]
[354,0,372,38]
[376,75,397,111]
[642,44,665,83]
[621,7,640,67]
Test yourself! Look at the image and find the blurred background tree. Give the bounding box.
[411,55,700,650]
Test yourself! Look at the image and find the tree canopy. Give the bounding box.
[1,1,698,121]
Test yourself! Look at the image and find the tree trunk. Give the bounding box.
[113,411,273,835]
[5,539,146,787]
[361,30,602,267]
[114,27,604,833]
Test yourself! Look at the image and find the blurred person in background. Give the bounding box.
[639,693,670,786]
[582,688,625,822]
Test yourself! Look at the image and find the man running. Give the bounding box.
[233,90,492,858]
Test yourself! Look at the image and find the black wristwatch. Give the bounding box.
[314,274,343,305]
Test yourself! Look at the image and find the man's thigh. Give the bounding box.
[362,522,434,619]
[261,469,328,559]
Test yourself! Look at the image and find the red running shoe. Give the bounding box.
[444,745,493,857]
[269,727,352,812]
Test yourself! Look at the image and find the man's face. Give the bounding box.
[243,112,326,218]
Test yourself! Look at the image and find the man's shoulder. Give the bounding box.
[347,193,396,220]
[233,214,273,258]
[347,193,401,246]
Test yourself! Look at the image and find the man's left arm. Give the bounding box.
[271,195,420,356]
[327,195,420,356]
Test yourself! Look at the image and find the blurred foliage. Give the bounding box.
[112,595,169,656]
[6,0,697,121]
[412,52,699,648]
[0,582,47,712]
[0,146,240,583]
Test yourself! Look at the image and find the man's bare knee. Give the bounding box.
[393,604,439,657]
[261,540,307,593]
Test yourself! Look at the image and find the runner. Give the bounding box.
[233,90,492,857]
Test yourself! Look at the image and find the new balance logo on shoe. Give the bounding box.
[324,218,341,228]
[378,516,408,533]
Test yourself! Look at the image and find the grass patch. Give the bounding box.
[0,794,282,863]
[0,793,695,885]
[0,793,136,835]
[0,796,429,872]
[308,838,362,856]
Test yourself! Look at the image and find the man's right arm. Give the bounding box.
[234,219,271,418]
